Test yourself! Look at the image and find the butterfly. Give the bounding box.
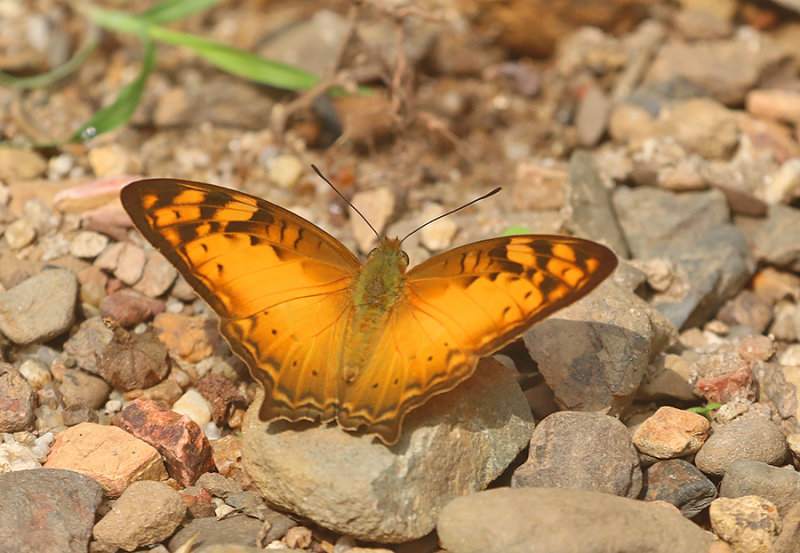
[121,174,617,445]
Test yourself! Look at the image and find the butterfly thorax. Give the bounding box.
[342,237,409,383]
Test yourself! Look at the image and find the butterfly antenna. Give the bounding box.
[400,187,502,244]
[311,165,380,240]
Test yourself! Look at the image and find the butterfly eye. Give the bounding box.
[368,248,378,258]
[400,251,409,265]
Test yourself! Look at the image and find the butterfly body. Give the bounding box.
[121,178,618,445]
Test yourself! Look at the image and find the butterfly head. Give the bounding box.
[368,237,409,272]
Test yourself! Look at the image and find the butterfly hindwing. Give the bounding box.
[121,178,361,422]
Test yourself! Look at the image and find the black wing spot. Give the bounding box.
[249,235,260,246]
[271,329,278,335]
[372,382,379,389]
[200,243,208,253]
[292,360,297,367]
[312,370,318,376]
[524,290,532,299]
[216,263,224,274]
[427,356,433,361]
[172,209,181,220]
[394,378,399,385]
[502,306,511,316]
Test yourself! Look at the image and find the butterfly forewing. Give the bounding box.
[332,235,617,443]
[121,179,361,424]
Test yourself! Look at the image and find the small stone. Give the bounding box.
[772,501,800,553]
[62,317,114,374]
[710,496,781,553]
[632,406,710,459]
[695,417,788,476]
[4,218,36,249]
[44,422,167,497]
[0,150,47,181]
[118,397,216,487]
[62,404,99,426]
[512,161,566,211]
[93,480,187,551]
[0,369,36,432]
[87,144,141,177]
[418,203,458,252]
[719,458,800,515]
[59,368,110,410]
[195,472,243,499]
[717,290,773,333]
[70,231,109,259]
[511,411,642,498]
[746,88,800,125]
[267,155,304,189]
[350,187,395,253]
[132,252,178,298]
[738,335,775,362]
[172,389,212,426]
[643,459,717,518]
[152,313,219,363]
[0,468,103,553]
[284,526,312,549]
[18,358,52,390]
[608,103,659,143]
[96,325,170,391]
[762,158,800,206]
[575,85,611,147]
[0,441,42,472]
[0,268,78,344]
[696,368,758,404]
[736,205,800,272]
[167,514,264,551]
[113,242,146,286]
[661,98,739,160]
[196,374,246,425]
[752,267,800,305]
[99,289,163,328]
[211,435,243,480]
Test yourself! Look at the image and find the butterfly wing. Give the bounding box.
[121,179,361,423]
[337,235,618,443]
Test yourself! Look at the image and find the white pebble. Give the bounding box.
[172,389,212,425]
[267,155,304,189]
[70,230,109,259]
[5,218,36,249]
[18,359,52,390]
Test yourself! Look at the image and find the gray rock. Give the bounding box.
[195,472,243,499]
[0,268,78,344]
[614,186,755,329]
[512,411,642,498]
[168,514,264,551]
[760,365,800,434]
[62,316,114,374]
[643,459,717,518]
[524,279,675,414]
[719,458,800,515]
[92,480,187,551]
[242,358,534,543]
[771,501,800,553]
[736,205,800,272]
[565,150,630,258]
[695,417,788,476]
[0,468,103,553]
[613,186,730,259]
[437,487,717,553]
[59,368,110,410]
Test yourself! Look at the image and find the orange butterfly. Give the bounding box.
[121,174,617,444]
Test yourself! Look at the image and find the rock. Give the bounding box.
[172,389,212,426]
[696,368,757,404]
[167,515,263,551]
[763,159,800,206]
[132,252,178,298]
[152,313,218,363]
[565,150,630,258]
[643,459,717,518]
[117,397,216,487]
[752,367,800,435]
[87,144,141,177]
[0,268,78,344]
[511,411,642,498]
[771,501,800,553]
[58,368,110,410]
[0,468,103,553]
[717,290,773,333]
[69,230,109,259]
[512,160,566,211]
[0,149,47,181]
[636,353,698,402]
[752,267,800,305]
[418,203,458,252]
[242,358,534,543]
[524,279,675,414]
[437,487,717,553]
[736,206,800,272]
[195,472,242,499]
[629,138,708,191]
[660,98,739,159]
[62,316,114,374]
[99,289,163,328]
[96,325,169,391]
[92,480,186,551]
[608,103,659,143]
[267,155,304,189]
[62,404,99,426]
[0,369,36,432]
[44,422,167,497]
[575,85,611,147]
[738,335,775,362]
[18,358,53,390]
[719,458,800,515]
[615,187,755,329]
[632,406,710,459]
[196,374,247,425]
[746,88,800,126]
[4,218,37,249]
[710,496,780,553]
[211,435,244,480]
[350,187,395,253]
[673,8,734,40]
[694,417,788,476]
[644,35,791,105]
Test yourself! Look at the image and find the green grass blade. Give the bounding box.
[68,41,156,142]
[139,0,225,24]
[0,26,100,89]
